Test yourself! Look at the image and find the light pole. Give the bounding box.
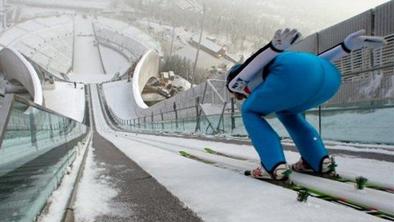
[169,25,175,57]
[190,3,206,84]
[0,0,7,30]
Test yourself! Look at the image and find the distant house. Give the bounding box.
[188,35,226,58]
[223,53,243,64]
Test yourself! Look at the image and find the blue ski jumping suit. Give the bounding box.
[240,51,341,173]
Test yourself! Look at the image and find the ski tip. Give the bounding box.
[244,170,251,176]
[179,151,189,157]
[204,147,215,154]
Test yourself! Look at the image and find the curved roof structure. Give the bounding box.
[0,47,43,105]
[132,49,160,109]
[0,16,74,79]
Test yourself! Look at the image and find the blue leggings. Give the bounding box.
[241,52,341,173]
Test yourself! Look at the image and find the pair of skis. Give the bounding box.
[204,147,393,193]
[179,147,394,221]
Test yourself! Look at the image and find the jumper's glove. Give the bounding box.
[231,77,251,95]
[343,29,387,52]
[271,28,301,52]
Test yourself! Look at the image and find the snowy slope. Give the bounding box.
[90,85,387,222]
[43,81,86,122]
[131,135,394,188]
[70,15,110,83]
[73,144,125,221]
[101,80,138,119]
[97,17,161,54]
[99,46,130,76]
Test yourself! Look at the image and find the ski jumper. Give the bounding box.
[227,42,349,173]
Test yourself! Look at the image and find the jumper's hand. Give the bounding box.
[344,29,387,51]
[271,28,301,51]
[233,92,247,100]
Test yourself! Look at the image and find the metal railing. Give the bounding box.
[91,22,107,74]
[0,94,89,222]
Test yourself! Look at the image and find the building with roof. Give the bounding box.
[188,34,227,58]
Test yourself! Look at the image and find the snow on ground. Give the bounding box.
[101,80,138,119]
[70,15,111,83]
[330,143,394,152]
[38,133,91,222]
[136,19,233,69]
[98,16,162,54]
[99,45,130,76]
[90,84,387,222]
[115,133,394,189]
[73,143,126,221]
[0,15,72,45]
[43,81,86,122]
[18,7,75,21]
[176,44,232,69]
[335,155,394,185]
[68,71,113,84]
[282,141,394,155]
[15,0,110,10]
[282,138,394,151]
[0,15,74,79]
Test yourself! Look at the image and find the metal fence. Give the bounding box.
[0,94,89,221]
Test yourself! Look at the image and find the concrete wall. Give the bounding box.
[317,10,373,53]
[0,47,43,105]
[132,49,160,109]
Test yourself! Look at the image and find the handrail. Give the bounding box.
[13,94,85,123]
[206,79,225,103]
[0,92,89,146]
[70,15,76,73]
[0,94,15,147]
[91,23,107,74]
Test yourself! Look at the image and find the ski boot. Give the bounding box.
[247,163,291,181]
[292,156,337,176]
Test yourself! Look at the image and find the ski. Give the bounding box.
[180,150,394,221]
[179,151,216,164]
[204,147,249,161]
[204,147,394,194]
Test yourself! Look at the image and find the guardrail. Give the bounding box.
[0,93,89,221]
[91,22,107,74]
[70,15,76,73]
